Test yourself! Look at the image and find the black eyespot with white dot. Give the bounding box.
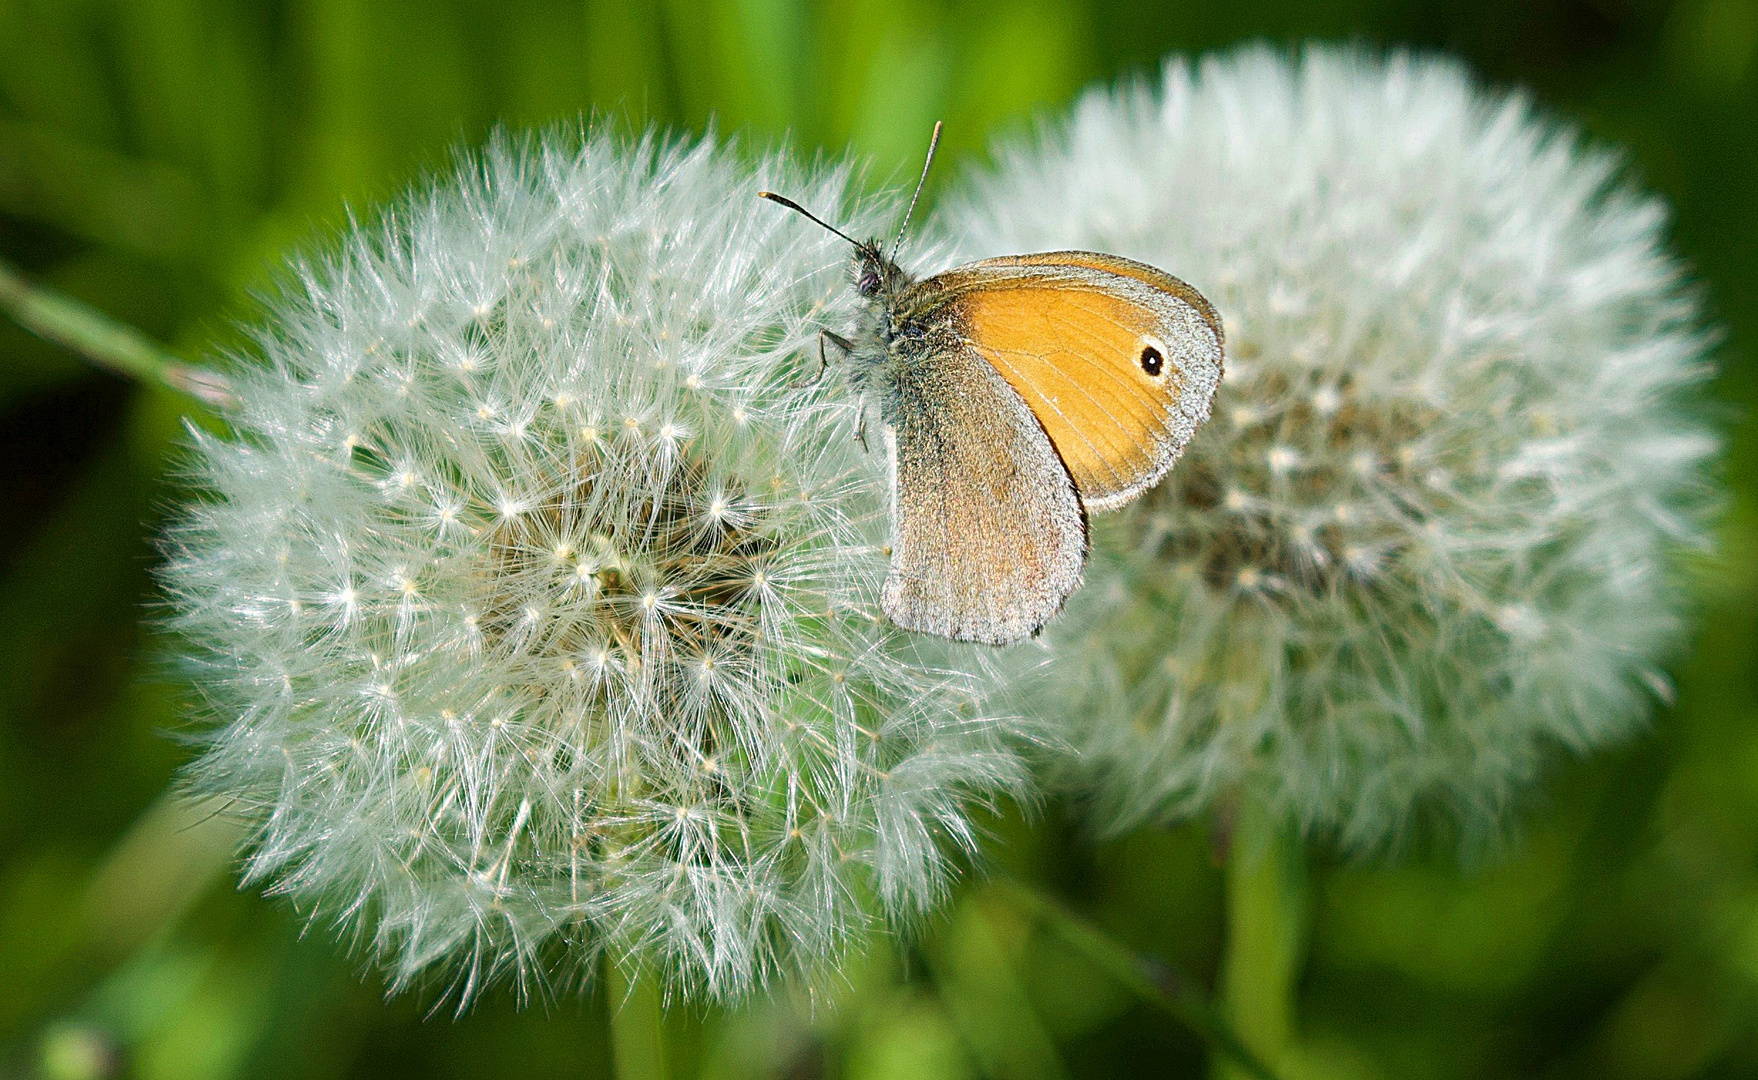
[1139,344,1164,377]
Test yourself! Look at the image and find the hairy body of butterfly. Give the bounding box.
[834,242,1225,645]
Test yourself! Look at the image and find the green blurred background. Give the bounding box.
[2,1,1757,1078]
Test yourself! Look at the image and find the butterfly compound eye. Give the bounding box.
[857,270,882,296]
[1140,344,1165,377]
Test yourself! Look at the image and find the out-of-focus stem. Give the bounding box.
[605,954,667,1080]
[1215,800,1306,1080]
[81,792,243,960]
[0,257,236,409]
[995,878,1282,1080]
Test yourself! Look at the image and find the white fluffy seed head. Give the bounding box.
[161,126,1028,1005]
[948,45,1719,852]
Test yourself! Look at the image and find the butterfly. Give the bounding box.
[762,123,1223,645]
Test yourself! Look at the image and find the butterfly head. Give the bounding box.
[756,191,909,298]
[853,242,909,300]
[761,121,942,306]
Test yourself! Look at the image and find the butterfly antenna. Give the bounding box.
[891,120,943,257]
[758,191,863,249]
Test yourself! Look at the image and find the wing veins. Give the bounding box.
[976,344,1135,491]
[970,290,1170,491]
[989,289,1169,416]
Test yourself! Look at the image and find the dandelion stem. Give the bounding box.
[605,954,668,1080]
[1215,801,1306,1080]
[993,877,1282,1080]
[0,257,236,409]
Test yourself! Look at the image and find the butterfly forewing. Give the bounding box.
[881,344,1087,645]
[935,253,1223,511]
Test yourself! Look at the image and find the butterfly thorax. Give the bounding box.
[849,245,959,353]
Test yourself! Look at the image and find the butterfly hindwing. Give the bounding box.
[880,344,1087,645]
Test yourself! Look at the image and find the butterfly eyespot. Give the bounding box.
[1139,344,1165,377]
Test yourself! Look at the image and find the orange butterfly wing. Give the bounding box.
[935,252,1224,511]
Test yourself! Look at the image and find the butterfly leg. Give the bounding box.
[792,331,854,389]
[802,330,871,450]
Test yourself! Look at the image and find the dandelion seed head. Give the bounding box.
[950,46,1717,851]
[162,126,1028,1004]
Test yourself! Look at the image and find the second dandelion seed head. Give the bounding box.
[950,45,1718,851]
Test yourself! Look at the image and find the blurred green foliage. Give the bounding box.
[2,1,1756,1078]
